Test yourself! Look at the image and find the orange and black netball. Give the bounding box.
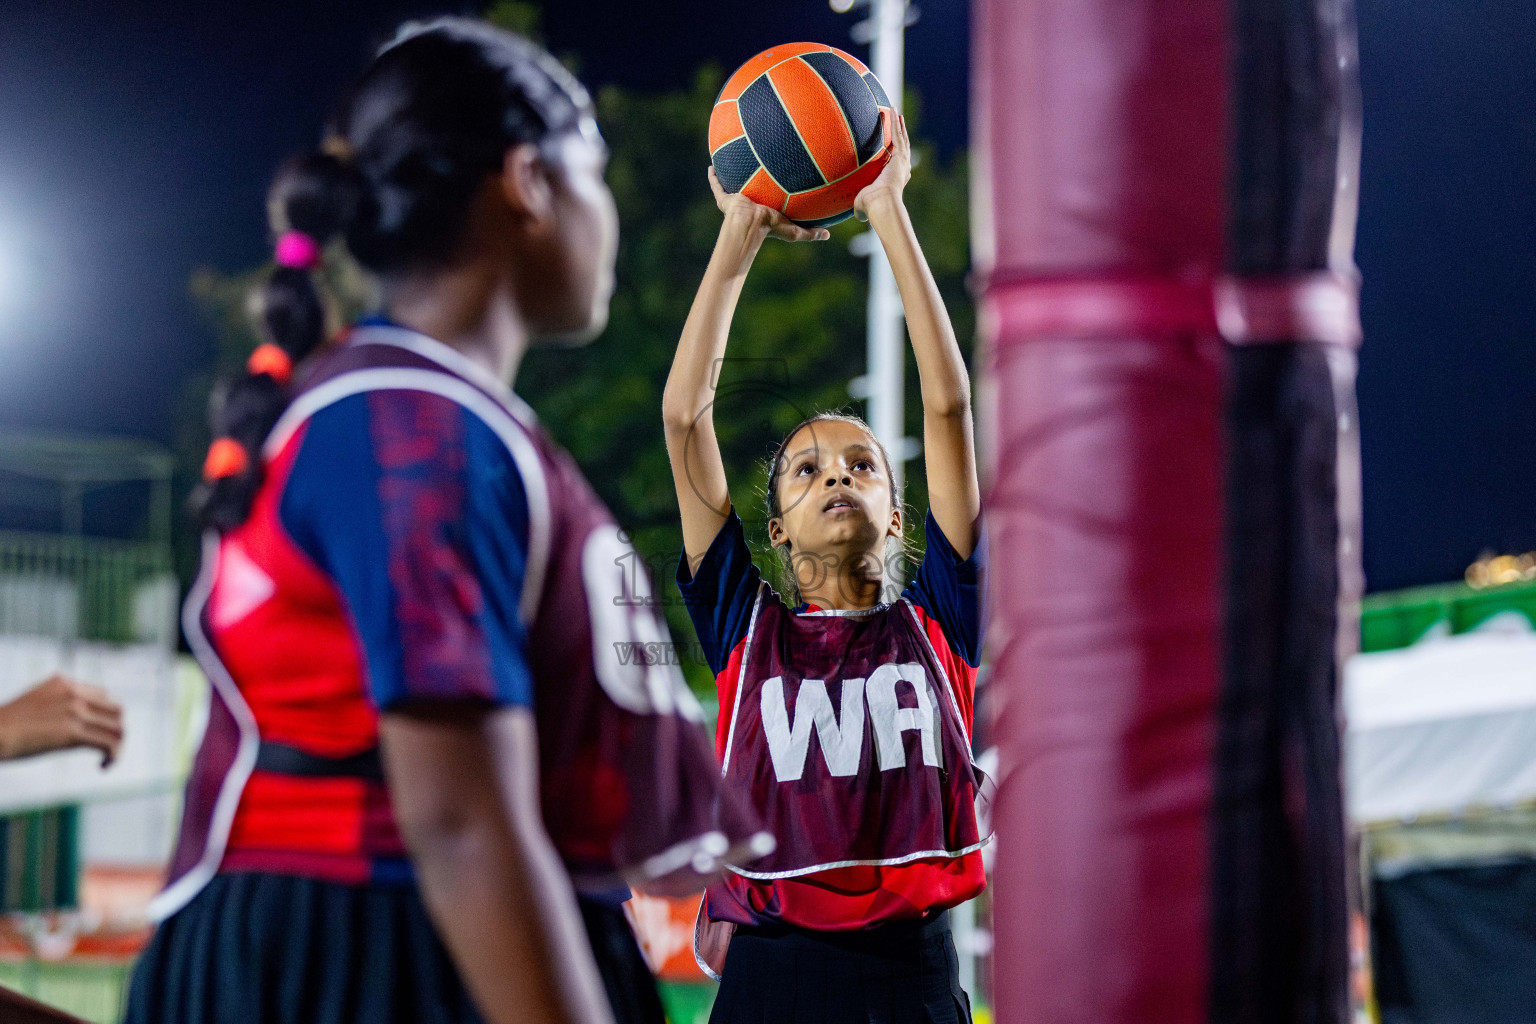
[709,43,893,228]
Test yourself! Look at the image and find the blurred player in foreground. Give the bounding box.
[127,18,761,1024]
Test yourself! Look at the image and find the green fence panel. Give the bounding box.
[1360,579,1536,653]
[0,809,79,914]
[0,531,171,645]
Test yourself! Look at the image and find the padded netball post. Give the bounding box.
[975,0,1359,1017]
[974,0,1228,1015]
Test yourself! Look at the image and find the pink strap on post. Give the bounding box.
[1214,272,1362,348]
[274,230,322,270]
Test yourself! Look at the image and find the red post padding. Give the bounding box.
[973,0,1229,1019]
[981,328,1223,1023]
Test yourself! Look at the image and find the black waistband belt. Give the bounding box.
[734,908,952,952]
[254,741,385,782]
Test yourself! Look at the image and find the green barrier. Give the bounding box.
[658,981,715,1024]
[1361,577,1536,652]
[0,960,129,1024]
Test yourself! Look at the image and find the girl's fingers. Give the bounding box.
[80,702,123,736]
[748,203,827,242]
[79,723,122,767]
[79,683,117,709]
[82,691,120,715]
[762,209,794,235]
[72,694,122,732]
[81,720,123,750]
[70,710,121,746]
[79,688,121,720]
[771,219,828,242]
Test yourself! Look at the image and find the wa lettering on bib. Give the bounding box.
[722,587,988,879]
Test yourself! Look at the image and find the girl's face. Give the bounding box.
[524,128,618,343]
[769,419,902,571]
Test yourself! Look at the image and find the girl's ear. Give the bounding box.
[888,504,904,539]
[767,516,789,550]
[499,142,555,224]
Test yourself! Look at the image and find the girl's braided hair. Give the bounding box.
[193,18,593,531]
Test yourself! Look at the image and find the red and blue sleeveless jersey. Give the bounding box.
[678,510,990,934]
[152,324,767,920]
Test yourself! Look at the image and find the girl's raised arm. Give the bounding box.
[663,169,827,568]
[855,114,981,559]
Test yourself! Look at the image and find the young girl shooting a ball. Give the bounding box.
[664,113,988,1024]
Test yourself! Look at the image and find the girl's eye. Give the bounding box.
[795,463,815,476]
[853,460,874,472]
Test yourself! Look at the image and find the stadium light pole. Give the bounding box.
[836,0,915,555]
[840,6,987,998]
[839,6,982,1000]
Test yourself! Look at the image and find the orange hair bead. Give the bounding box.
[247,343,294,385]
[202,438,250,481]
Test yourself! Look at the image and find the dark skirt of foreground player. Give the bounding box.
[708,911,971,1024]
[123,874,664,1024]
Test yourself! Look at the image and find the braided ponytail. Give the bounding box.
[192,151,363,530]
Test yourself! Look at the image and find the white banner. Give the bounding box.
[1346,615,1536,824]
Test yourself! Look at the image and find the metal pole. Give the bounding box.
[59,480,82,671]
[865,0,910,565]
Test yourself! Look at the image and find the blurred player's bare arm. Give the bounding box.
[383,708,613,1024]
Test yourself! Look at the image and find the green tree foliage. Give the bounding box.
[484,1,542,39]
[180,64,973,696]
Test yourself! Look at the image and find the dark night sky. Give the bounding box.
[0,0,1530,593]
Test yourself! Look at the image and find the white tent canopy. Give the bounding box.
[1345,612,1536,825]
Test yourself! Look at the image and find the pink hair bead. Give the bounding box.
[274,230,322,270]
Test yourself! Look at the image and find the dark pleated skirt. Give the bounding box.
[708,911,973,1024]
[124,873,664,1024]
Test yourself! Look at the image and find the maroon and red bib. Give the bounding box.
[155,329,767,919]
[720,587,988,879]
